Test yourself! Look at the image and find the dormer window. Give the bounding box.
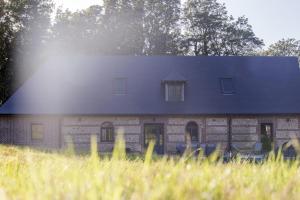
[165,82,185,102]
[163,72,186,102]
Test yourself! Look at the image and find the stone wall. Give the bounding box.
[275,117,300,147]
[231,118,258,151]
[2,115,300,154]
[61,116,142,153]
[205,118,228,150]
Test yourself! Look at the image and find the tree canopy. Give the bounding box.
[264,38,300,59]
[182,0,263,56]
[0,0,53,104]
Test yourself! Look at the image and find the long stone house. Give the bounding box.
[0,56,300,154]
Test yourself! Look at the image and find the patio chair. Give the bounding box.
[176,143,210,156]
[205,144,217,157]
[253,142,263,155]
[249,142,265,162]
[175,143,186,155]
[176,143,198,155]
[274,141,300,160]
[281,141,298,160]
[224,142,265,162]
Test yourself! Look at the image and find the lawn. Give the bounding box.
[0,140,300,200]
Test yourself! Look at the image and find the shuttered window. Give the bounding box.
[101,122,114,142]
[165,82,184,102]
[31,124,44,141]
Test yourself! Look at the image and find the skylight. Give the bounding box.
[220,78,235,95]
[113,78,127,95]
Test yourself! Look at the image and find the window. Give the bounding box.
[220,78,235,94]
[113,78,127,95]
[261,123,273,152]
[165,82,185,102]
[31,124,44,141]
[185,122,199,143]
[101,122,114,142]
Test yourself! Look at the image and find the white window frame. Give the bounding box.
[165,82,185,102]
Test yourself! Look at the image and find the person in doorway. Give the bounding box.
[261,125,272,152]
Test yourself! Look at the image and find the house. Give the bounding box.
[0,56,300,154]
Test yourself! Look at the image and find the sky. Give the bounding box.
[53,0,300,46]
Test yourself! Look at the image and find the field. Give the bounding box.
[0,140,300,200]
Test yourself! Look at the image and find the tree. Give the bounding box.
[102,0,144,55]
[52,0,182,55]
[143,0,182,55]
[219,16,264,56]
[264,38,300,59]
[0,0,14,103]
[0,0,54,104]
[183,0,263,56]
[52,5,105,54]
[52,1,145,55]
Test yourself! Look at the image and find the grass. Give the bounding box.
[0,139,300,200]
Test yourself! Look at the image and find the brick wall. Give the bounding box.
[231,118,259,151]
[2,115,300,154]
[275,117,300,147]
[205,118,228,150]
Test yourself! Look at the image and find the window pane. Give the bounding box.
[220,78,234,94]
[186,122,198,143]
[101,129,107,141]
[167,83,183,101]
[113,78,127,95]
[31,124,44,141]
[145,132,156,145]
[101,127,114,142]
[190,127,198,142]
[108,129,113,141]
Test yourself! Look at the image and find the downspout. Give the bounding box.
[58,117,63,149]
[228,116,232,153]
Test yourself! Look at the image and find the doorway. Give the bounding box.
[144,124,164,154]
[261,123,273,152]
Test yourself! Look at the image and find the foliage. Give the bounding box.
[1,144,300,199]
[143,0,182,55]
[103,0,145,55]
[52,0,182,55]
[52,5,105,54]
[264,38,300,62]
[182,0,264,56]
[0,0,54,104]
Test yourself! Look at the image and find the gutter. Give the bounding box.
[228,116,232,153]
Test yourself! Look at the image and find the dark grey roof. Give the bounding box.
[1,56,300,115]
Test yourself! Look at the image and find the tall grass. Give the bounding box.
[0,139,300,200]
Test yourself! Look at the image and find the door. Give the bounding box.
[261,123,273,152]
[144,124,164,154]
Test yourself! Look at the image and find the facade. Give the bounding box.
[0,56,300,154]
